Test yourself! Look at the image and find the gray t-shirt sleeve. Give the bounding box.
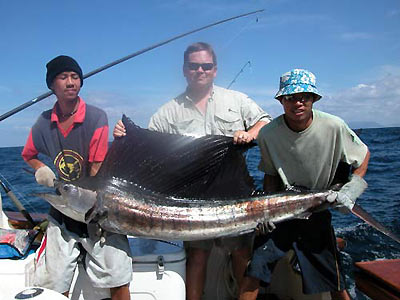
[339,122,368,168]
[257,126,278,176]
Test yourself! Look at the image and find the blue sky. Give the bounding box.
[0,0,399,147]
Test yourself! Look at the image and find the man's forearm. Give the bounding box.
[90,162,103,176]
[248,120,269,140]
[26,158,46,171]
[353,150,370,177]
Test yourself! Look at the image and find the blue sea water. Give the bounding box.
[1,127,399,299]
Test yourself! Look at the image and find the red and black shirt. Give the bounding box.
[22,98,108,183]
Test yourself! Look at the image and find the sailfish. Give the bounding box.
[39,115,400,243]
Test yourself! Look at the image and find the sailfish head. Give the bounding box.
[36,181,98,223]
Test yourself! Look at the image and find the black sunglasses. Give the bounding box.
[282,93,314,103]
[186,62,215,71]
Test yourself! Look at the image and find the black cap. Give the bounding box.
[46,55,83,89]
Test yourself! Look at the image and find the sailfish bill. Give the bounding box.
[351,203,400,243]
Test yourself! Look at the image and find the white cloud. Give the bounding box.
[11,125,31,133]
[315,72,400,127]
[0,86,11,93]
[387,9,400,17]
[339,32,373,41]
[377,65,400,77]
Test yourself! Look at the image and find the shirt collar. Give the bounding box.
[51,97,86,124]
[184,85,215,103]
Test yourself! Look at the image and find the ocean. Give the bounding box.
[1,127,399,299]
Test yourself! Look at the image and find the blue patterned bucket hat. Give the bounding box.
[275,69,322,101]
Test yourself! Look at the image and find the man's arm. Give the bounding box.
[335,149,370,210]
[88,114,108,176]
[25,158,46,171]
[233,120,269,144]
[248,120,269,140]
[89,162,103,176]
[25,158,56,187]
[352,149,370,177]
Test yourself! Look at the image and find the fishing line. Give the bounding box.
[227,60,252,89]
[220,13,262,52]
[0,173,39,214]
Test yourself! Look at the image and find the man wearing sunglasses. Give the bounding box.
[240,69,370,300]
[147,42,271,144]
[114,42,271,300]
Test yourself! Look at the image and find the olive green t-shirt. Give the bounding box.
[257,110,368,190]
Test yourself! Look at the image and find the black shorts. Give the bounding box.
[246,210,346,294]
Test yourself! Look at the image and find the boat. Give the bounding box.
[354,259,400,300]
[0,192,186,300]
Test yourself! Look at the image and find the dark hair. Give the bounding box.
[183,42,217,65]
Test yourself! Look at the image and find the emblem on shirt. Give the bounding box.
[54,150,84,181]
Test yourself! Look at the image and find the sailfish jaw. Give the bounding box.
[36,187,97,224]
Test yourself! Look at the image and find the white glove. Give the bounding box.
[335,174,368,211]
[35,166,56,187]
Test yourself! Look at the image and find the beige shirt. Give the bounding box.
[148,85,271,137]
[257,110,368,190]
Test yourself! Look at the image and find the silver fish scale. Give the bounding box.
[94,180,335,240]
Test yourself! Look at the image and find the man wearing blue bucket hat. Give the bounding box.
[239,69,370,300]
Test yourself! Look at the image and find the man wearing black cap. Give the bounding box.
[22,55,132,300]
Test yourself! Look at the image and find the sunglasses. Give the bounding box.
[282,93,314,103]
[186,62,215,71]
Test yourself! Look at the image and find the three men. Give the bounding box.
[240,69,370,300]
[22,55,132,300]
[114,42,271,299]
[24,52,369,300]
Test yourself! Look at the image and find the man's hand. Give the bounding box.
[113,119,126,138]
[334,174,368,211]
[35,165,56,187]
[233,130,254,144]
[256,221,276,235]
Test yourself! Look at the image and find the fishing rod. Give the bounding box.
[0,9,264,122]
[0,178,36,227]
[227,60,251,89]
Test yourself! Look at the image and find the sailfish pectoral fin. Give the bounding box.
[351,203,400,244]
